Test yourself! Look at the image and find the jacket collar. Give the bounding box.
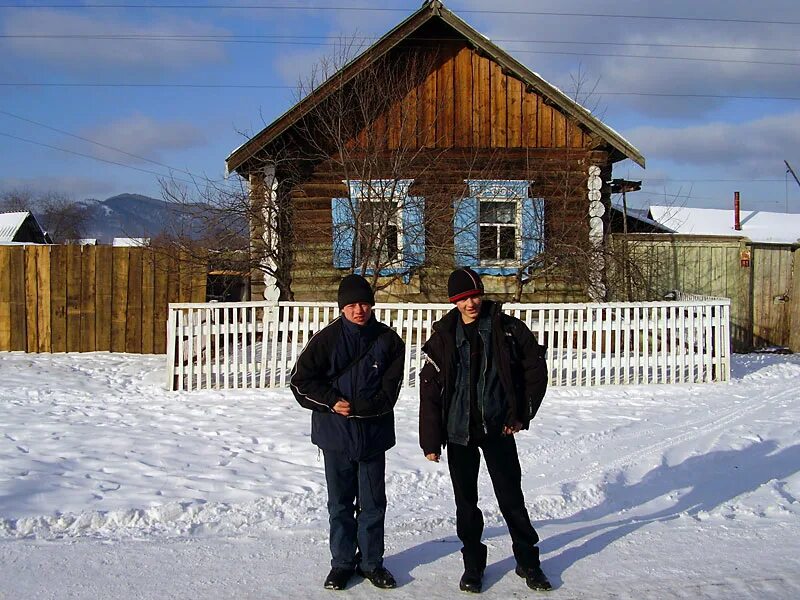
[434,299,501,335]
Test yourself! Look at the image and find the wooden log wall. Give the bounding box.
[0,245,206,354]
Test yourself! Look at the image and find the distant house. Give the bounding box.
[67,238,98,246]
[647,205,800,245]
[0,211,52,245]
[226,0,644,302]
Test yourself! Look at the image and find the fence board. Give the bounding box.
[24,247,38,352]
[66,245,82,352]
[94,246,113,351]
[50,246,68,352]
[81,246,97,352]
[126,248,143,353]
[0,248,11,350]
[141,250,155,354]
[111,248,129,353]
[153,252,170,354]
[35,246,52,352]
[7,247,27,351]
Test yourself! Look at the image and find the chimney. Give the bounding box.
[734,191,741,231]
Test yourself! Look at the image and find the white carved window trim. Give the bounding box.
[346,179,411,267]
[467,179,530,266]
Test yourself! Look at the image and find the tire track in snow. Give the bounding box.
[531,385,796,493]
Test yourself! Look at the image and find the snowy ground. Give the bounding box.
[1,352,799,599]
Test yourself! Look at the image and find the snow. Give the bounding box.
[0,211,30,242]
[648,205,800,244]
[1,351,800,599]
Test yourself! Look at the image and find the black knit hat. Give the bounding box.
[447,268,484,303]
[337,274,375,309]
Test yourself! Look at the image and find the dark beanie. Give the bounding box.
[337,274,375,309]
[447,268,484,303]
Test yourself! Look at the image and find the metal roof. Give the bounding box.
[0,211,32,243]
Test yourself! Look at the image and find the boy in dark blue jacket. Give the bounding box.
[290,274,404,591]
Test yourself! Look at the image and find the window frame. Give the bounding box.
[466,179,530,268]
[346,179,412,269]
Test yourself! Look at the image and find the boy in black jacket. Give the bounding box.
[290,274,404,591]
[419,268,551,593]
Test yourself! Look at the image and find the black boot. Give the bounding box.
[323,567,354,590]
[515,564,552,591]
[459,568,483,593]
[356,565,397,589]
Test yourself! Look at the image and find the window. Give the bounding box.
[479,199,518,261]
[331,179,425,274]
[358,196,402,266]
[454,180,544,275]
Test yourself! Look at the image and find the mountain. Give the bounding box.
[77,193,208,244]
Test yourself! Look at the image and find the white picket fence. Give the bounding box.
[166,298,731,391]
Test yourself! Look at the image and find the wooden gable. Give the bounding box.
[346,40,595,154]
[226,1,644,175]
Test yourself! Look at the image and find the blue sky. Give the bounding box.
[1,0,799,215]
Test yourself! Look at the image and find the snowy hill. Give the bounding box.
[0,352,799,598]
[77,193,211,243]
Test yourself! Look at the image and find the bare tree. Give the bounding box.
[0,187,90,243]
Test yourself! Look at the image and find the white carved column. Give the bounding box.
[587,165,606,301]
[261,164,280,302]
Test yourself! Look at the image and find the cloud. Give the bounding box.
[78,114,206,164]
[455,0,800,118]
[2,8,228,73]
[627,111,800,176]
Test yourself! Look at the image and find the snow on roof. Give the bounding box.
[112,237,150,247]
[648,205,800,244]
[0,211,31,242]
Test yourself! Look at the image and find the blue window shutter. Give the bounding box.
[521,196,545,262]
[403,195,425,269]
[453,196,478,266]
[332,197,357,269]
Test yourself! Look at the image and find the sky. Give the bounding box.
[1,0,799,215]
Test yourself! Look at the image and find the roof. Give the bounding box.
[113,237,150,247]
[610,199,671,232]
[0,211,50,244]
[648,205,800,244]
[226,0,645,175]
[0,212,30,242]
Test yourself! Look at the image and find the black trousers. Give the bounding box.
[447,435,540,572]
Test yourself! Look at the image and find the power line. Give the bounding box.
[2,82,799,102]
[5,35,799,66]
[1,4,799,27]
[0,108,205,180]
[3,33,799,53]
[0,130,198,185]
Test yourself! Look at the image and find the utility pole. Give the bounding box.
[785,160,799,213]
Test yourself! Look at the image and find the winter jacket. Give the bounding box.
[418,300,548,455]
[290,314,405,460]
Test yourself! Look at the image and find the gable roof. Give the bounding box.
[0,211,50,244]
[226,0,645,175]
[0,211,29,242]
[648,205,800,244]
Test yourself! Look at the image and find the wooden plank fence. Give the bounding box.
[167,298,731,391]
[0,245,206,353]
